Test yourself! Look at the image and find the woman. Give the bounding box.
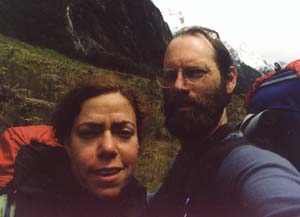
[1,74,147,217]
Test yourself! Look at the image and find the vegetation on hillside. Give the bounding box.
[0,33,246,191]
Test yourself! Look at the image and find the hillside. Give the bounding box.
[0,34,246,191]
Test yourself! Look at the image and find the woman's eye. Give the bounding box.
[117,129,134,139]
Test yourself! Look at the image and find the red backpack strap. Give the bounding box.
[0,125,61,189]
[283,59,300,77]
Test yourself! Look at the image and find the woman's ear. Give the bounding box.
[226,66,238,94]
[64,138,72,157]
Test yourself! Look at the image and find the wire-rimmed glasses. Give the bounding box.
[156,66,211,88]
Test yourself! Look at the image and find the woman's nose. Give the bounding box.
[98,131,117,160]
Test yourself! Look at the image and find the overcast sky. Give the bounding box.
[152,0,300,64]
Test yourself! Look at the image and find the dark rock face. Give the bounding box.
[235,62,262,93]
[0,0,73,55]
[0,0,172,76]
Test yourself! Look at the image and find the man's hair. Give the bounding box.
[52,74,144,145]
[173,26,233,80]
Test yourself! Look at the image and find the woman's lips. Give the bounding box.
[90,167,124,184]
[93,167,123,177]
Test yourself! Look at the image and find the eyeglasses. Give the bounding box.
[156,66,211,88]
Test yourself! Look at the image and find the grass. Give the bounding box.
[0,33,246,191]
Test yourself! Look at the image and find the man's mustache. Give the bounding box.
[165,92,202,113]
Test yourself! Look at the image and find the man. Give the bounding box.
[148,26,300,217]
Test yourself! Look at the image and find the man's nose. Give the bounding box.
[98,131,117,160]
[173,71,188,90]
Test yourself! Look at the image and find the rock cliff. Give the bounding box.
[0,0,172,76]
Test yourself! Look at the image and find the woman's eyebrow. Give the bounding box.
[77,121,135,128]
[112,121,135,128]
[77,122,104,129]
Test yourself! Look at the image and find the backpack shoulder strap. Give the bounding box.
[200,133,249,175]
[188,133,249,194]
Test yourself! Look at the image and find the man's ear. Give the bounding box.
[226,66,238,94]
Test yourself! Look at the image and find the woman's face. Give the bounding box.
[66,92,139,199]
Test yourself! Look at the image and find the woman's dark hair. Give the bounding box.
[173,26,234,80]
[52,74,144,145]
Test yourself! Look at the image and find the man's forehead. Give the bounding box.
[169,34,214,50]
[164,35,215,67]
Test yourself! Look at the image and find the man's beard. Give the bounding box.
[164,80,230,147]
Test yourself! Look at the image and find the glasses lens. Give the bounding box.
[184,67,210,83]
[156,76,167,88]
[156,69,177,88]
